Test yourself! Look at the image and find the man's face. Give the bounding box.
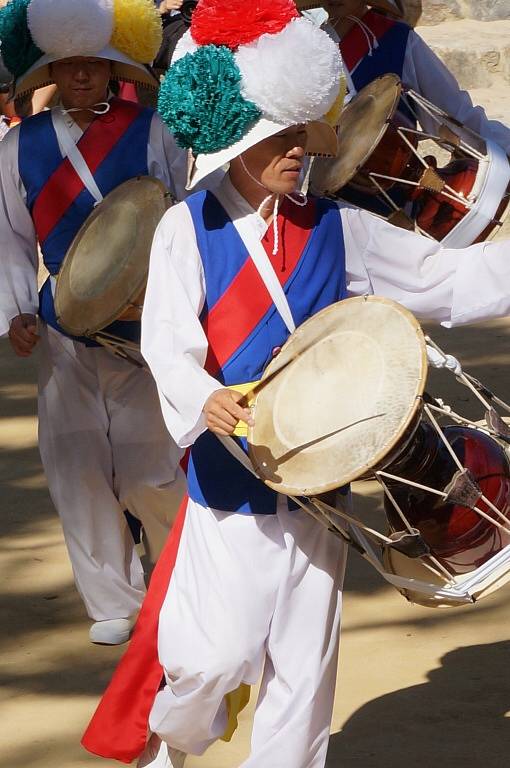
[240,125,308,196]
[50,57,112,110]
[322,0,367,19]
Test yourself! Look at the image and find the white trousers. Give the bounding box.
[149,497,347,768]
[37,323,185,621]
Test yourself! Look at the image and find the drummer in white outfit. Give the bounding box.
[300,0,510,153]
[131,5,510,768]
[0,0,187,645]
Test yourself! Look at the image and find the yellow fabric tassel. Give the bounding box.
[227,382,259,437]
[221,684,251,742]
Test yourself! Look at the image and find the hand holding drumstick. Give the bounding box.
[204,389,254,436]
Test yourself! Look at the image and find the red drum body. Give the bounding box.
[349,110,417,194]
[384,424,510,575]
[311,74,510,247]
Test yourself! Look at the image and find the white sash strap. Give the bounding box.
[231,214,296,335]
[52,110,104,205]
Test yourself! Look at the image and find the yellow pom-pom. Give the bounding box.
[111,0,162,63]
[324,75,347,127]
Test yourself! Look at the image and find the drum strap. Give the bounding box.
[219,196,297,336]
[52,109,104,206]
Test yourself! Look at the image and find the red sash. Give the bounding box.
[33,99,142,244]
[340,9,396,74]
[82,196,317,763]
[205,195,316,373]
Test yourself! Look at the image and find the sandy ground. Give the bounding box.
[2,314,510,768]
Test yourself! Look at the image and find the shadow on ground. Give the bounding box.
[327,640,510,768]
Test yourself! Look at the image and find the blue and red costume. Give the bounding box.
[82,191,348,762]
[18,97,153,344]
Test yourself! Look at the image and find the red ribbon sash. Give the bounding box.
[33,99,142,245]
[205,196,316,373]
[82,496,188,764]
[82,198,317,764]
[340,9,396,74]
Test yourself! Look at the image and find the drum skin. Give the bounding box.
[384,423,510,575]
[310,74,412,196]
[55,177,171,337]
[248,296,427,496]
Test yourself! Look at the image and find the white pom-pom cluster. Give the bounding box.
[236,18,343,125]
[172,30,199,64]
[28,0,114,57]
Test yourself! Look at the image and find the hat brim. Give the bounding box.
[187,117,338,190]
[295,1,404,18]
[14,45,158,97]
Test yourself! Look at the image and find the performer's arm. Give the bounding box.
[147,112,189,201]
[403,31,510,154]
[141,202,226,447]
[342,205,510,326]
[0,127,39,337]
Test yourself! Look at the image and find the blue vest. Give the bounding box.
[186,191,347,515]
[18,102,153,344]
[350,18,411,93]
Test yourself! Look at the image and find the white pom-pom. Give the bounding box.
[172,30,198,64]
[236,18,343,125]
[28,0,114,57]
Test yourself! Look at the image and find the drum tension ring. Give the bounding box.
[418,166,445,193]
[384,529,430,559]
[486,408,510,443]
[387,209,415,231]
[443,468,482,509]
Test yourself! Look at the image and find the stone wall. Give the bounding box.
[419,0,510,24]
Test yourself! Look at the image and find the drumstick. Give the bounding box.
[237,340,311,406]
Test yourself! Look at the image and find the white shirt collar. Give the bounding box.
[213,173,270,239]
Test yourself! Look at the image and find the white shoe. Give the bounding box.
[89,617,135,645]
[137,734,186,768]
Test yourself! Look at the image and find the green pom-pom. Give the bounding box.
[0,0,43,79]
[158,45,261,155]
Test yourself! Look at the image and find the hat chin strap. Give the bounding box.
[61,101,111,116]
[238,153,308,257]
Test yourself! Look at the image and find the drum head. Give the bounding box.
[248,296,427,496]
[311,74,402,195]
[55,176,171,336]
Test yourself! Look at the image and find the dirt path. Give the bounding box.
[2,315,510,768]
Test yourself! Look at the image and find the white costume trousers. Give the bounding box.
[149,497,347,768]
[37,323,185,621]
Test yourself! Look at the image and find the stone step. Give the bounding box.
[416,19,510,89]
[419,0,510,25]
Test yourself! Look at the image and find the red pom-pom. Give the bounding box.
[191,0,299,49]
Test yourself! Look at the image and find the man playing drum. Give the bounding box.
[299,1,510,152]
[82,2,510,767]
[0,0,187,645]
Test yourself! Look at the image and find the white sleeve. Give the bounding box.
[141,202,223,448]
[403,31,510,155]
[342,205,510,327]
[147,112,189,202]
[0,127,39,337]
